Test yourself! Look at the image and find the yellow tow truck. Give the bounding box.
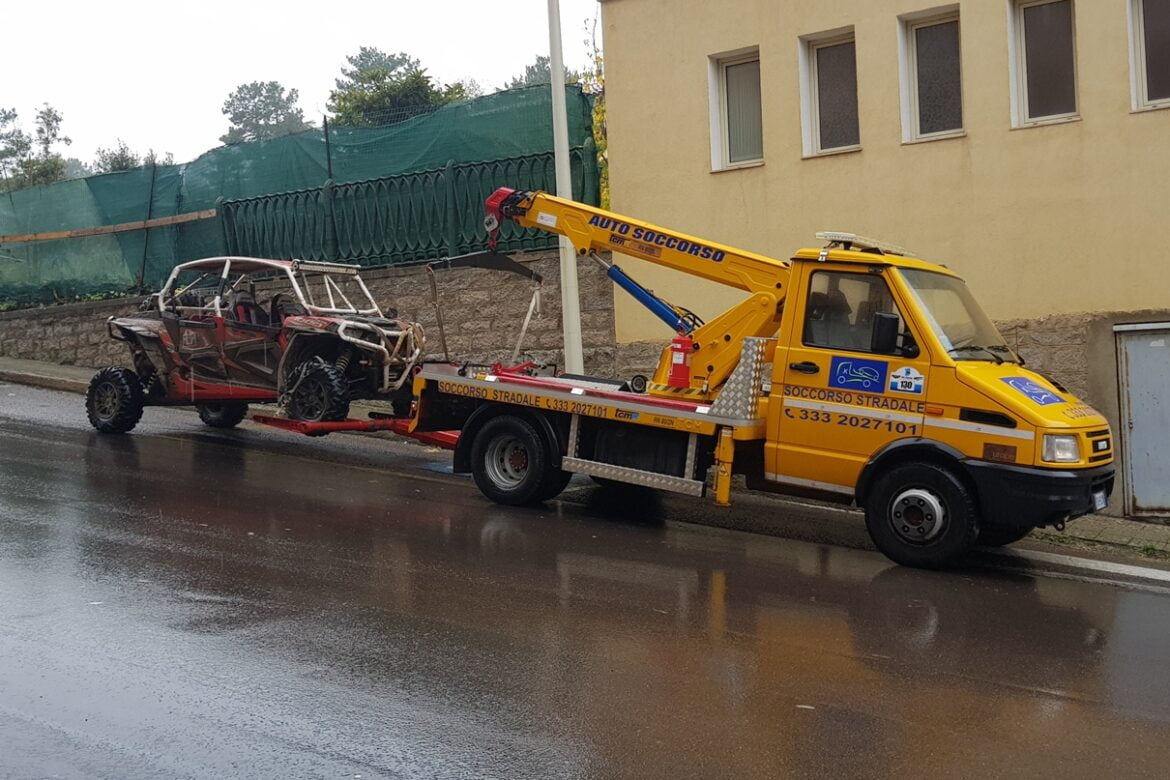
[407,189,1115,568]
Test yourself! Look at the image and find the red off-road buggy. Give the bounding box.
[85,256,424,433]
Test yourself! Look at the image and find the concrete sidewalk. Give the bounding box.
[3,354,1167,564]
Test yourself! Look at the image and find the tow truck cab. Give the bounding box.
[763,242,1114,559]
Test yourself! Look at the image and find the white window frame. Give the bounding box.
[798,27,861,157]
[897,6,964,143]
[1007,0,1080,128]
[707,47,764,172]
[1128,0,1170,111]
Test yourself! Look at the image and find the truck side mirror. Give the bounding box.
[870,312,901,354]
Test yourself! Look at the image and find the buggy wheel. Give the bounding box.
[197,403,249,428]
[470,415,552,506]
[288,363,350,422]
[85,367,145,434]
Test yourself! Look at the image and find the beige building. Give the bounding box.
[600,0,1170,517]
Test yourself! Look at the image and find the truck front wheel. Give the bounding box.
[471,415,554,506]
[979,525,1032,547]
[865,462,979,569]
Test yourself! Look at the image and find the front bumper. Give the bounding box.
[965,461,1115,529]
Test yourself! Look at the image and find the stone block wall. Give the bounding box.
[0,250,618,375]
[0,298,143,368]
[355,250,617,375]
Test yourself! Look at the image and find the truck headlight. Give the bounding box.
[1042,434,1080,463]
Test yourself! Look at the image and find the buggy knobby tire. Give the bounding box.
[197,402,249,429]
[288,363,350,423]
[471,415,554,506]
[85,367,145,434]
[865,461,980,569]
[978,524,1033,547]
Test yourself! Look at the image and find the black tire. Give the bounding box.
[470,415,552,506]
[288,363,350,422]
[85,367,145,434]
[865,462,980,569]
[196,402,249,428]
[979,525,1033,547]
[536,467,573,502]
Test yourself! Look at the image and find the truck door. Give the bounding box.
[770,265,930,495]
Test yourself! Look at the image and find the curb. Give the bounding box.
[972,546,1170,590]
[0,369,88,395]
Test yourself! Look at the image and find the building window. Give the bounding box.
[1009,0,1078,125]
[800,30,860,155]
[1131,0,1170,109]
[900,10,963,141]
[708,50,763,169]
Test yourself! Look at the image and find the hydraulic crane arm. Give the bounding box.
[486,189,790,296]
[485,188,790,400]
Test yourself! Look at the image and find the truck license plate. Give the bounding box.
[1093,490,1107,512]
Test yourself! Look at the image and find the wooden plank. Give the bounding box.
[0,208,217,245]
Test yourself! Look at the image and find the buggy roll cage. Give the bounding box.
[158,257,385,319]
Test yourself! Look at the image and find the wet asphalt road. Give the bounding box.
[5,383,1170,778]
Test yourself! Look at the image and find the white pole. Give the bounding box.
[547,0,585,374]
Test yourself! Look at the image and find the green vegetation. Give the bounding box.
[327,47,474,128]
[220,81,312,145]
[0,104,72,192]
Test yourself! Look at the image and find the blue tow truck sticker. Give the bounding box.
[829,357,888,393]
[1001,376,1065,406]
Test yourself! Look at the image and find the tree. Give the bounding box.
[63,157,94,179]
[504,55,581,89]
[0,107,30,183]
[335,47,420,91]
[579,15,608,207]
[94,139,141,172]
[0,104,71,192]
[220,81,311,145]
[328,50,467,127]
[144,149,175,167]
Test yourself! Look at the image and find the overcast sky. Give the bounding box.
[4,0,601,164]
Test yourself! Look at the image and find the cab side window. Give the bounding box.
[803,271,902,352]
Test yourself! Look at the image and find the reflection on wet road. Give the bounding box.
[3,383,1170,778]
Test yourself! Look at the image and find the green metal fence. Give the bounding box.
[219,141,599,266]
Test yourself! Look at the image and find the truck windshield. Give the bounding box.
[898,269,1015,363]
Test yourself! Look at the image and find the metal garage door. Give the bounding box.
[1117,323,1170,517]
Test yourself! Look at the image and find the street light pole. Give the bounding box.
[547,0,585,374]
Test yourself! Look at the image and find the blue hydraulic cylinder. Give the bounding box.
[606,264,693,334]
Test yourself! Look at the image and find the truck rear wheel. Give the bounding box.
[85,367,145,434]
[471,415,553,506]
[536,468,573,502]
[865,462,979,569]
[197,403,249,429]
